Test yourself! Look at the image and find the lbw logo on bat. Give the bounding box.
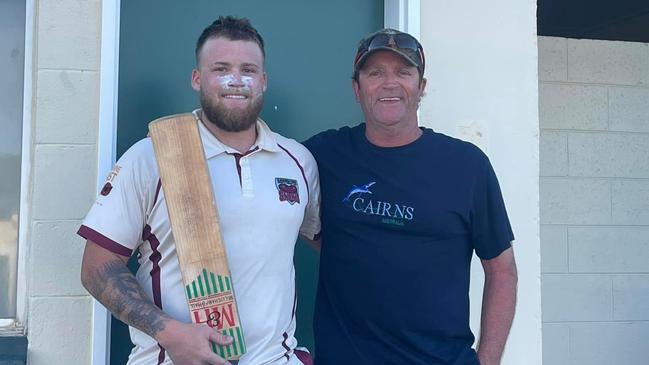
[275,177,300,204]
[342,182,415,225]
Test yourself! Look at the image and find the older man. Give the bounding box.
[304,29,517,365]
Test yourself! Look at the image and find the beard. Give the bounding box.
[200,90,264,132]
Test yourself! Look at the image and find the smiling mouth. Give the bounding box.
[223,94,248,99]
[379,97,401,102]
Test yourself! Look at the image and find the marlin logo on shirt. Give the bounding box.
[342,181,376,202]
[343,182,415,225]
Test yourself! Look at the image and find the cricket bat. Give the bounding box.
[149,113,245,360]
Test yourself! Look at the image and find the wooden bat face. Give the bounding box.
[149,113,245,360]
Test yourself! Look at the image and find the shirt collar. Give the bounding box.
[192,109,281,159]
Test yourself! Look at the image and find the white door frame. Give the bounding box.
[384,0,420,38]
[93,1,120,364]
[93,2,420,364]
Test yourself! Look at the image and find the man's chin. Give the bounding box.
[200,94,264,133]
[370,114,406,126]
[212,119,257,133]
[207,111,258,132]
[222,100,251,109]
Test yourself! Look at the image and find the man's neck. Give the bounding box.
[365,120,422,148]
[201,114,258,154]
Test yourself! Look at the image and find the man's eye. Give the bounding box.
[399,69,412,76]
[243,68,257,73]
[368,70,381,77]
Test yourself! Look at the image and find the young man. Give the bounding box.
[304,29,517,365]
[79,16,319,365]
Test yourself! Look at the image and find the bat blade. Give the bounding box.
[149,113,245,360]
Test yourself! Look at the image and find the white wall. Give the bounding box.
[539,36,649,365]
[25,0,102,363]
[419,1,541,364]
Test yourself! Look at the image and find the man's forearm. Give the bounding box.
[81,241,235,364]
[477,248,517,365]
[82,258,172,339]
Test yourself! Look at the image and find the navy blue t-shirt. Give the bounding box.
[304,124,514,365]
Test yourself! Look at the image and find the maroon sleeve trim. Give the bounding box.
[295,349,313,365]
[77,225,133,257]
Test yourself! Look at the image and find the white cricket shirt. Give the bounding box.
[78,111,320,365]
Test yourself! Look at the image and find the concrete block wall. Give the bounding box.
[25,0,101,363]
[539,36,649,364]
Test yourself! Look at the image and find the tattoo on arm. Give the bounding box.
[86,259,171,338]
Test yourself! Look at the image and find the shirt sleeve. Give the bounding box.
[470,154,514,260]
[299,147,322,240]
[77,139,158,257]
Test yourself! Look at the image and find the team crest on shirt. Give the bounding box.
[275,178,300,204]
[100,165,122,196]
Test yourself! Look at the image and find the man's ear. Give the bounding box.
[191,68,201,92]
[352,79,361,103]
[262,71,268,92]
[419,77,427,98]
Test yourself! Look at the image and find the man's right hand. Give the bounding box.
[80,240,234,364]
[156,320,234,365]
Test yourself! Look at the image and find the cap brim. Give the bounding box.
[355,47,419,71]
